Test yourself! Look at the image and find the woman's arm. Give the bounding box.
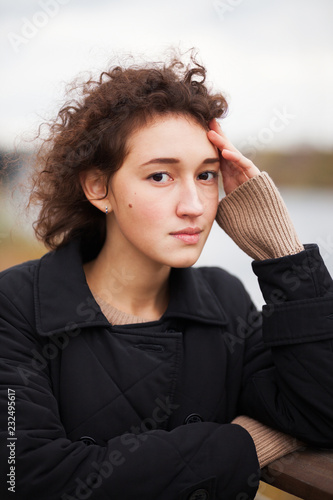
[208,119,304,261]
[208,120,333,448]
[231,415,303,468]
[241,244,333,446]
[216,172,304,260]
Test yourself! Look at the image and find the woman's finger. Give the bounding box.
[207,126,239,154]
[207,119,261,194]
[208,129,260,178]
[221,149,260,178]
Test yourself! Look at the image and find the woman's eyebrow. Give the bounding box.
[202,158,220,164]
[140,157,220,166]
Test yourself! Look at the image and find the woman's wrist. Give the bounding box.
[216,172,304,261]
[231,415,304,468]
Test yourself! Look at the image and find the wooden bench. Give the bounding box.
[261,448,333,499]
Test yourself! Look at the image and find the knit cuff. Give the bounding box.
[216,172,304,261]
[231,415,304,468]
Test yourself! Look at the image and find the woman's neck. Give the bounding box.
[83,236,171,321]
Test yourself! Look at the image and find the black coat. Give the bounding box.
[1,238,333,500]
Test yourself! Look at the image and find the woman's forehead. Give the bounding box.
[126,114,214,156]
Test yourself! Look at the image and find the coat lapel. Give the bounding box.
[34,239,228,337]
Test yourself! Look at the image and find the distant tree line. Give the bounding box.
[1,148,332,188]
[255,150,333,187]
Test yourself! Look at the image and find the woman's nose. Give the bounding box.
[176,182,204,218]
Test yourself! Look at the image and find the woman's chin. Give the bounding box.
[168,251,202,269]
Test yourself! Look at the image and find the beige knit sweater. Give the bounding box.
[216,171,304,260]
[91,172,305,468]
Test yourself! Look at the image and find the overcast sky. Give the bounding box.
[1,0,333,152]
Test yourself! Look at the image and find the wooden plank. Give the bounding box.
[261,448,333,500]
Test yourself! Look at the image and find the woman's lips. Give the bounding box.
[170,227,203,244]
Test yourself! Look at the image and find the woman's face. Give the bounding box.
[106,114,220,269]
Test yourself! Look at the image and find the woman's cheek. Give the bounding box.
[202,190,219,216]
[136,194,171,218]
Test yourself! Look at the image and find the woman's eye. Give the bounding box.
[198,171,218,181]
[148,172,171,183]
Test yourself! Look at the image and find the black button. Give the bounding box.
[79,436,96,446]
[187,489,209,500]
[184,413,204,424]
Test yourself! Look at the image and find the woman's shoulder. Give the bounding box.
[195,265,246,288]
[193,265,251,304]
[0,258,40,300]
[0,258,45,332]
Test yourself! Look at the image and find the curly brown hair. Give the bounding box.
[28,51,228,250]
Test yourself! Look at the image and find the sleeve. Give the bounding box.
[231,415,303,468]
[215,171,304,260]
[238,244,333,448]
[0,289,260,500]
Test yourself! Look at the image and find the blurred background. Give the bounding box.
[1,2,332,497]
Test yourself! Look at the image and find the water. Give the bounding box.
[196,188,333,308]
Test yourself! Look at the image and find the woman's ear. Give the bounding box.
[79,169,112,214]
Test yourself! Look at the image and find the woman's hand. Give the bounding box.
[207,119,260,196]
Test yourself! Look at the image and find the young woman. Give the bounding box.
[1,53,333,500]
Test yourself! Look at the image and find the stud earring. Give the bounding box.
[105,206,108,215]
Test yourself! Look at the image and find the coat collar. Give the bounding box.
[34,238,228,336]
